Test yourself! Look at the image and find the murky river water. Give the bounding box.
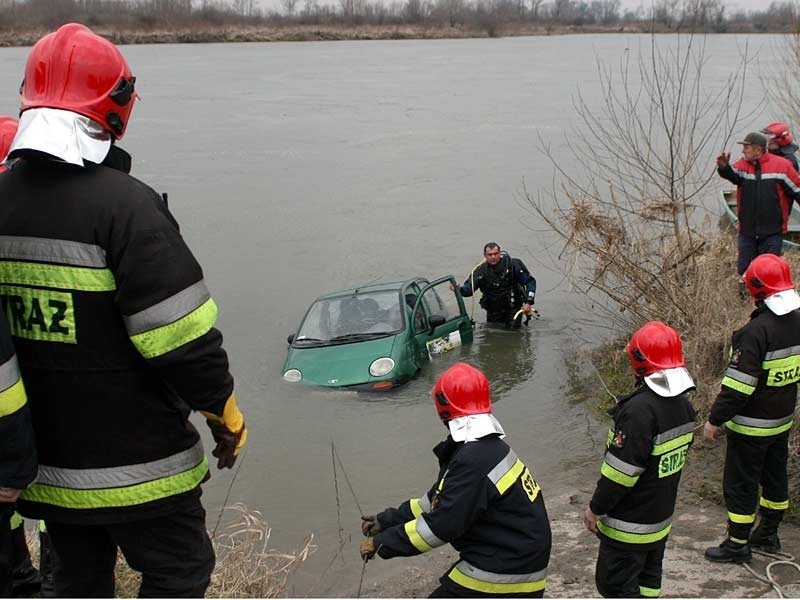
[0,33,773,595]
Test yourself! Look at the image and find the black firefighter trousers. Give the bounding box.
[0,503,13,597]
[595,537,666,598]
[723,430,789,541]
[45,499,214,598]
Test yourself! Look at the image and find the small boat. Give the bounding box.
[719,189,800,251]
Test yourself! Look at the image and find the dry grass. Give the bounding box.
[24,503,314,598]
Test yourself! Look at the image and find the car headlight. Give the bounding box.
[283,369,302,383]
[369,357,395,377]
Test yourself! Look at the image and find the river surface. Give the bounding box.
[0,33,774,595]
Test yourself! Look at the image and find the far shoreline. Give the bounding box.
[0,22,779,48]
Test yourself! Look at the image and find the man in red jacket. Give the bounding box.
[717,131,800,276]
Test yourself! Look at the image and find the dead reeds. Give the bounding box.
[24,503,314,598]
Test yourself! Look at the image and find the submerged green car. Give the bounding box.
[282,276,474,391]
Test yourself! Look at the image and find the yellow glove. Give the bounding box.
[201,393,247,469]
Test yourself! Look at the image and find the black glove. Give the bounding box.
[206,419,247,469]
[361,515,382,536]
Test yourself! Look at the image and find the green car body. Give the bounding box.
[282,276,474,391]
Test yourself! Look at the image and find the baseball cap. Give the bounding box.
[736,132,768,148]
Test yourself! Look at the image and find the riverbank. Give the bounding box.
[360,456,800,598]
[0,22,733,47]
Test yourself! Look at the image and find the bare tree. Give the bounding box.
[281,0,298,16]
[524,35,755,329]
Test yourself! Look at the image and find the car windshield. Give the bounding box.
[294,290,404,345]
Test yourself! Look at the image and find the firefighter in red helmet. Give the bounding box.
[704,254,800,563]
[761,121,800,171]
[0,23,246,596]
[585,322,697,598]
[359,362,552,597]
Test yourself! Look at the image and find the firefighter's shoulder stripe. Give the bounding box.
[487,449,525,495]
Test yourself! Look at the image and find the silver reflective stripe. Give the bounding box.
[0,354,20,392]
[732,172,800,193]
[123,280,211,335]
[600,516,672,534]
[604,453,645,477]
[416,515,445,548]
[731,414,794,428]
[653,421,696,445]
[764,346,800,360]
[487,449,518,485]
[418,493,431,512]
[454,560,547,584]
[0,236,106,267]
[36,441,205,489]
[723,368,759,386]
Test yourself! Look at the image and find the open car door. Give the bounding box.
[410,275,473,360]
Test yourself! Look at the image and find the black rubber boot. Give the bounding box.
[750,512,782,553]
[10,525,41,598]
[705,539,752,563]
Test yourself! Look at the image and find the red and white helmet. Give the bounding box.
[0,117,18,165]
[626,321,685,377]
[20,23,137,139]
[743,254,800,315]
[431,362,491,423]
[626,321,694,397]
[761,122,794,147]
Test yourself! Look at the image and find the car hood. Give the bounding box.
[285,335,398,387]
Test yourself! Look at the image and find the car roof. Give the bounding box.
[316,277,430,300]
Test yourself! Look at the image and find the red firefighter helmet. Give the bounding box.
[431,362,491,423]
[20,23,137,140]
[743,254,795,301]
[761,122,794,147]
[626,321,685,377]
[0,116,18,163]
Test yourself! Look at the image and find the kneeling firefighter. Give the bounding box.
[359,362,552,597]
[459,243,537,327]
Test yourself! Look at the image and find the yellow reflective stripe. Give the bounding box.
[129,298,217,359]
[721,376,756,396]
[651,432,693,456]
[597,521,671,544]
[0,378,25,418]
[760,497,789,510]
[495,459,525,495]
[403,519,433,553]
[410,498,423,518]
[725,420,793,437]
[0,261,115,292]
[9,512,22,530]
[38,520,46,533]
[639,586,661,598]
[727,511,755,524]
[448,568,546,594]
[600,462,639,487]
[20,457,208,509]
[729,536,748,544]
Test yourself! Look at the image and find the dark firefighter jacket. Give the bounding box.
[590,384,696,550]
[459,255,536,315]
[373,434,551,596]
[0,157,234,524]
[0,301,36,491]
[718,152,800,237]
[771,143,800,172]
[709,305,800,438]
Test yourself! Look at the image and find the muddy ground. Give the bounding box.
[354,452,800,598]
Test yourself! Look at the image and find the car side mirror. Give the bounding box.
[428,314,446,334]
[287,333,295,344]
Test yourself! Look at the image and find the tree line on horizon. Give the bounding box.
[0,0,796,33]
